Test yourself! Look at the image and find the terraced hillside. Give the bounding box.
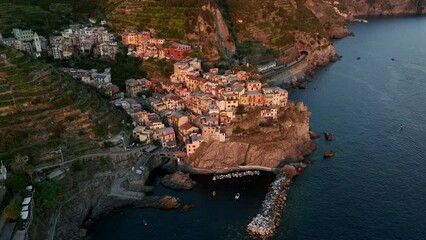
[101,0,338,64]
[0,0,102,37]
[220,0,331,58]
[0,46,126,164]
[102,0,236,60]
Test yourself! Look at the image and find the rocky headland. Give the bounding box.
[187,102,316,170]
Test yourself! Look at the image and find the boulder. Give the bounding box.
[324,132,334,141]
[280,165,299,177]
[323,151,335,158]
[161,171,196,190]
[181,204,196,212]
[159,196,180,209]
[309,131,321,139]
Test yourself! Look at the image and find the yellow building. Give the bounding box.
[238,93,249,106]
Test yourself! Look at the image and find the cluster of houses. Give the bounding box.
[115,57,289,157]
[166,58,288,116]
[50,24,118,60]
[121,28,192,60]
[60,67,121,97]
[0,25,119,60]
[0,29,48,58]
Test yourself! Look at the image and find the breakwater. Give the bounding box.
[247,173,291,237]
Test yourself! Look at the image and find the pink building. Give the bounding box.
[246,80,262,92]
[159,127,176,148]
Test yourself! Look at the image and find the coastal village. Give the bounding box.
[0,24,289,158]
[2,0,423,239]
[0,20,297,240]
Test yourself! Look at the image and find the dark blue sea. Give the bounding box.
[89,17,426,239]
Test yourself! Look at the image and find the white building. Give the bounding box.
[12,28,34,42]
[186,134,203,156]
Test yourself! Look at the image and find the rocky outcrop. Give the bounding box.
[294,31,339,71]
[323,151,336,158]
[161,171,196,190]
[187,102,316,169]
[344,0,424,16]
[38,175,180,240]
[324,132,334,141]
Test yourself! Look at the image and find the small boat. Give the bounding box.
[212,176,216,181]
[143,219,148,226]
[212,191,216,196]
[235,193,240,200]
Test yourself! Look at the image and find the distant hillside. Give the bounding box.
[101,0,424,66]
[0,0,103,37]
[102,0,236,61]
[0,46,126,164]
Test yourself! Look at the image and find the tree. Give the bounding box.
[236,105,245,115]
[3,204,21,220]
[24,164,35,183]
[153,139,161,146]
[5,174,26,194]
[10,154,26,172]
[35,179,65,210]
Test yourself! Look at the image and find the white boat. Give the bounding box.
[212,191,216,196]
[235,193,240,200]
[354,19,368,23]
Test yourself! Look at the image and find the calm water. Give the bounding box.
[89,17,426,240]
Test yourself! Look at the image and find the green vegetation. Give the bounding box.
[235,105,246,115]
[218,0,327,59]
[137,89,154,98]
[102,0,207,40]
[30,158,113,238]
[153,139,162,146]
[48,48,147,90]
[3,204,21,220]
[5,174,27,194]
[259,121,273,127]
[0,46,126,164]
[0,0,103,37]
[143,58,174,78]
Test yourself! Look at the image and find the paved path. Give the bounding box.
[0,193,19,234]
[189,165,276,174]
[35,148,145,172]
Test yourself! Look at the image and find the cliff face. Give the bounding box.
[187,102,316,169]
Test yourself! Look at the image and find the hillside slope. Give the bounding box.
[0,46,126,164]
[101,0,424,66]
[102,0,235,61]
[342,0,424,16]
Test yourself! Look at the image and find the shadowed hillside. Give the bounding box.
[0,46,126,164]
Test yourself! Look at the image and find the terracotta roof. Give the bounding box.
[180,122,196,131]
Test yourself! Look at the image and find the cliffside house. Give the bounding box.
[159,127,177,148]
[260,108,278,120]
